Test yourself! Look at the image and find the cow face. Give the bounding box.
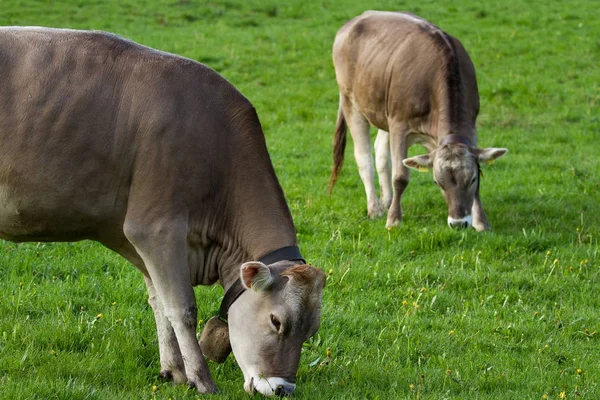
[403,145,507,229]
[227,262,326,397]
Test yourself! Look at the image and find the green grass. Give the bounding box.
[0,0,599,399]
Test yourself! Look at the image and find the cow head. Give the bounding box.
[224,261,326,397]
[403,143,507,230]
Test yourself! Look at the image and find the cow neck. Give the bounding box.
[439,134,473,147]
[218,246,305,321]
[224,111,300,278]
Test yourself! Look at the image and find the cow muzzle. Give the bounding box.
[245,376,296,397]
[447,215,472,229]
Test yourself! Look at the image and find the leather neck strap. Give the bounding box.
[218,246,305,321]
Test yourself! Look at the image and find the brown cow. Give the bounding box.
[329,11,507,231]
[0,27,325,396]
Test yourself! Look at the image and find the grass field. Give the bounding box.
[1,0,599,399]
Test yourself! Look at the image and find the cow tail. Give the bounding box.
[328,101,347,194]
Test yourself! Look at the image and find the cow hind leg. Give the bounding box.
[123,217,217,393]
[343,99,384,218]
[374,129,392,209]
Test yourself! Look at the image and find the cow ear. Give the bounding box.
[403,154,433,171]
[473,147,508,163]
[240,262,273,291]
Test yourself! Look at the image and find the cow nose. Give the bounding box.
[249,376,296,397]
[274,383,295,397]
[447,215,472,229]
[449,220,468,229]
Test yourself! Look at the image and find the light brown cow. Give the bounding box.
[329,11,507,231]
[0,27,325,397]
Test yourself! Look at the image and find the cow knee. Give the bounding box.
[165,305,198,329]
[393,176,409,192]
[182,306,198,327]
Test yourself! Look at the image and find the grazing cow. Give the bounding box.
[329,11,507,231]
[0,27,326,397]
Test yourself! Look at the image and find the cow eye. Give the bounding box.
[270,314,281,332]
[470,176,477,186]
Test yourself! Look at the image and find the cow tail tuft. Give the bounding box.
[328,102,347,194]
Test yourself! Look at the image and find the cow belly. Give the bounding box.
[0,182,120,242]
[358,103,389,132]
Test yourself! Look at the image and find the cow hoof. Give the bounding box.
[160,369,187,384]
[472,218,490,232]
[385,217,401,229]
[473,223,489,232]
[368,211,383,219]
[187,379,218,394]
[367,206,385,219]
[160,370,173,381]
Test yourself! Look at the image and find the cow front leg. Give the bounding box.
[343,100,384,218]
[95,237,189,382]
[145,276,186,383]
[472,188,490,231]
[125,218,217,394]
[387,127,410,228]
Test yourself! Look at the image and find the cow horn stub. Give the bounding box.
[199,316,232,363]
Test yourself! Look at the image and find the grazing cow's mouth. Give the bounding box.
[448,215,473,229]
[245,376,297,397]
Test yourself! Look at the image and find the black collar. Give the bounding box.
[218,246,305,321]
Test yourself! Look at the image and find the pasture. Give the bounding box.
[0,0,598,398]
